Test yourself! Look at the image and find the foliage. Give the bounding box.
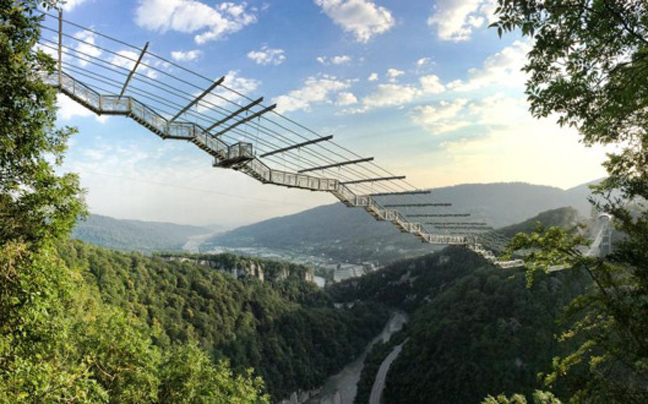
[329,244,590,403]
[0,0,85,248]
[59,240,389,399]
[353,328,407,404]
[498,207,582,239]
[0,2,269,402]
[329,245,488,312]
[158,343,266,404]
[494,0,648,401]
[383,266,587,404]
[0,241,270,403]
[482,390,562,404]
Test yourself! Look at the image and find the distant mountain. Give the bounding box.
[72,214,212,253]
[201,181,599,263]
[498,206,583,238]
[564,178,605,212]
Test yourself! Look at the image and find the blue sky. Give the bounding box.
[50,0,608,226]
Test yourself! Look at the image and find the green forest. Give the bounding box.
[59,241,388,398]
[0,2,386,401]
[4,0,648,403]
[329,246,591,403]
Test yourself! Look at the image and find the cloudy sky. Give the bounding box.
[51,0,608,227]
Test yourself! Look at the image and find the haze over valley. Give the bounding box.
[4,0,647,403]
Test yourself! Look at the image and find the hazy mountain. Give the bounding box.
[201,181,599,263]
[498,206,583,238]
[72,214,212,253]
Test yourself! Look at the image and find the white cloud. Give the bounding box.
[336,92,358,106]
[73,31,101,67]
[35,40,60,60]
[411,94,525,136]
[171,49,203,62]
[314,0,395,43]
[274,75,351,113]
[247,46,286,65]
[420,74,445,94]
[134,0,257,44]
[416,57,432,67]
[63,137,333,227]
[410,99,469,135]
[57,93,108,123]
[428,0,496,42]
[367,72,379,81]
[316,55,352,65]
[429,95,609,188]
[352,73,445,113]
[468,93,529,125]
[448,41,531,91]
[110,50,158,79]
[222,70,262,94]
[331,55,352,65]
[386,68,404,82]
[61,0,88,12]
[198,70,261,110]
[362,83,419,109]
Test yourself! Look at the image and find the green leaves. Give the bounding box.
[506,224,589,287]
[492,1,648,189]
[0,0,86,249]
[494,1,648,400]
[482,390,562,404]
[0,2,270,402]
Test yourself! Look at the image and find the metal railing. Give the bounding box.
[50,69,505,257]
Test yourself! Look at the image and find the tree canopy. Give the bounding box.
[493,0,648,201]
[0,0,84,248]
[0,2,269,402]
[494,1,648,401]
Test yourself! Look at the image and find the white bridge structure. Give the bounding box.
[38,12,610,269]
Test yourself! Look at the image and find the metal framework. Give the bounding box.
[409,214,470,217]
[425,222,488,226]
[298,157,374,174]
[206,97,264,132]
[39,12,526,268]
[260,136,334,158]
[170,77,225,123]
[383,203,452,208]
[119,41,148,97]
[370,190,431,197]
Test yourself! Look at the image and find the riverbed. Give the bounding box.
[306,311,408,404]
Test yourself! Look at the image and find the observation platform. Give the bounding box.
[39,11,523,268]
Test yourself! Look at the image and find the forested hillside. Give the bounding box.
[330,246,590,403]
[58,241,389,399]
[0,2,268,399]
[202,182,596,263]
[332,206,597,403]
[498,206,582,238]
[72,214,212,253]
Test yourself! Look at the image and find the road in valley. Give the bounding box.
[368,342,405,404]
[305,311,407,404]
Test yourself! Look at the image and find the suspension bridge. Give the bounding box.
[37,11,610,269]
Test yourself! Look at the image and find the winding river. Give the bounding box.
[305,311,408,404]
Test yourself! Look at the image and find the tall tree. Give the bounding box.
[0,2,269,402]
[0,0,85,247]
[494,1,648,402]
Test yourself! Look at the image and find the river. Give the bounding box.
[305,311,408,404]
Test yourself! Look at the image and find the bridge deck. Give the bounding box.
[49,72,473,248]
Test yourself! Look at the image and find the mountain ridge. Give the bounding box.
[201,180,599,263]
[72,214,214,253]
